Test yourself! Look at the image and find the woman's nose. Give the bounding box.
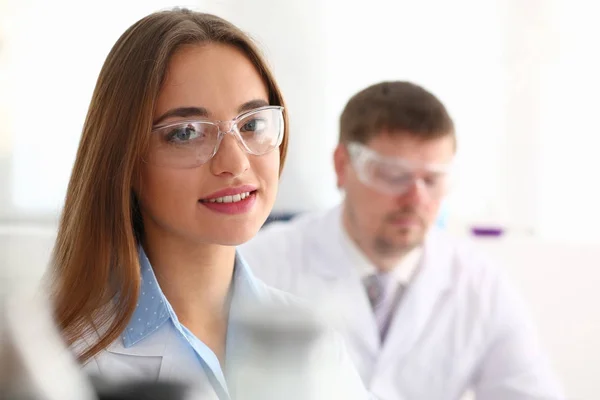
[209,133,250,178]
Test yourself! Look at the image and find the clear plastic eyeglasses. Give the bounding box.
[347,141,453,198]
[146,106,285,168]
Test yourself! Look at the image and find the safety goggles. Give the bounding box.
[347,142,452,198]
[146,106,284,168]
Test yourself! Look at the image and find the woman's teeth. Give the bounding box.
[205,192,251,203]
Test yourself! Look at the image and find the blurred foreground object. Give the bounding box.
[0,288,97,400]
[0,289,197,400]
[228,302,342,400]
[91,378,195,400]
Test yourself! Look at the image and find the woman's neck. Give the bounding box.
[141,231,235,364]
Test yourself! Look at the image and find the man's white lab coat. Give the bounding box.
[239,206,564,400]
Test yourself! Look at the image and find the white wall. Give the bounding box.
[535,0,600,244]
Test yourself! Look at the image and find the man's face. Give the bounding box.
[334,132,455,257]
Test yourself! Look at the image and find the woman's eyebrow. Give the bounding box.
[237,99,269,113]
[153,106,209,125]
[153,99,270,126]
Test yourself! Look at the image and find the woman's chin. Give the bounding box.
[205,226,262,247]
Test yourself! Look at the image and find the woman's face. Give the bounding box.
[136,43,281,246]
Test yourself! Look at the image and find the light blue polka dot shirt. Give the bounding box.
[121,245,266,400]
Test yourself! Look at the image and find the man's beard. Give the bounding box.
[372,207,426,257]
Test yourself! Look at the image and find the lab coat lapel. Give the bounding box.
[158,330,220,399]
[104,323,207,384]
[335,270,381,356]
[156,328,205,382]
[307,207,380,356]
[377,229,454,370]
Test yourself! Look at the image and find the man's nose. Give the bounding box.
[399,179,428,204]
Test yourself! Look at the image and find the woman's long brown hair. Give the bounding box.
[49,8,289,363]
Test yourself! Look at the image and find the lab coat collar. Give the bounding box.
[339,216,423,285]
[313,205,453,289]
[309,206,354,279]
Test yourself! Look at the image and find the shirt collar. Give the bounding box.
[122,246,170,347]
[122,245,264,348]
[339,220,422,286]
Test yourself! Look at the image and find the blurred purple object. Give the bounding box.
[471,226,504,237]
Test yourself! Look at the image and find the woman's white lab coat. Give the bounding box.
[239,206,565,400]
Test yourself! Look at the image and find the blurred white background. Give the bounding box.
[1,0,599,398]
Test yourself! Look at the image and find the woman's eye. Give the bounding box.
[166,126,200,143]
[241,118,267,133]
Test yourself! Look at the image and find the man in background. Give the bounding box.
[240,81,564,399]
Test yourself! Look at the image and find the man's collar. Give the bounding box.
[340,220,423,285]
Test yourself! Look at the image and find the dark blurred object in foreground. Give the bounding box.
[91,378,191,400]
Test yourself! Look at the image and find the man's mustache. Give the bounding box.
[384,208,425,224]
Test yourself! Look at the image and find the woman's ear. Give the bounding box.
[333,144,349,189]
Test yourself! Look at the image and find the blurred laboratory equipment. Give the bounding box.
[228,302,341,400]
[0,288,97,400]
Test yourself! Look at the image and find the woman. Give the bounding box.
[49,8,367,399]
